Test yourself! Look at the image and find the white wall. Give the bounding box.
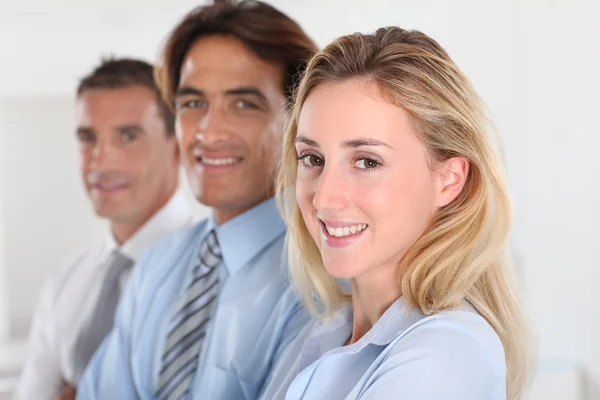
[0,107,9,342]
[0,0,598,397]
[0,97,107,336]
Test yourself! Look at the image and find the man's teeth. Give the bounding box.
[96,183,124,190]
[326,224,367,238]
[201,157,239,166]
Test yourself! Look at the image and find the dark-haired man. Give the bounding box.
[79,1,318,399]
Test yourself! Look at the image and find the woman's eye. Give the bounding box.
[299,154,324,167]
[355,158,380,169]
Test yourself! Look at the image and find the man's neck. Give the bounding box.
[110,189,176,245]
[111,221,145,245]
[213,195,271,226]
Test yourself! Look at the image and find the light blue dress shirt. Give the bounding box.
[260,297,507,400]
[78,198,309,400]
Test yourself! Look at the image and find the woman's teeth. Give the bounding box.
[325,223,367,238]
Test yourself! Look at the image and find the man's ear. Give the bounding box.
[170,132,181,164]
[434,157,470,208]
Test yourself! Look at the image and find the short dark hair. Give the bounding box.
[156,0,318,109]
[77,58,175,136]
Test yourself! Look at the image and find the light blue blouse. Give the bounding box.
[260,297,507,399]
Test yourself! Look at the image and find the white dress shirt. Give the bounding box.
[14,191,195,400]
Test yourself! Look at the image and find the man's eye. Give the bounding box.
[180,100,207,109]
[121,132,137,143]
[77,132,95,144]
[235,99,258,109]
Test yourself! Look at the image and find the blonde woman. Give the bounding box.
[262,27,534,399]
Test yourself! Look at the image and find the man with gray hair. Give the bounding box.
[15,58,194,400]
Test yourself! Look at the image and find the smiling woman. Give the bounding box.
[270,26,535,400]
[293,80,442,266]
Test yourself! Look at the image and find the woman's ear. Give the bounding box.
[434,157,470,208]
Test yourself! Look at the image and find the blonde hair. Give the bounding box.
[277,27,534,399]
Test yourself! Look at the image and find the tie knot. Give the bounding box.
[104,250,134,281]
[202,229,222,260]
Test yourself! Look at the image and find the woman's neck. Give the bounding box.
[347,264,402,345]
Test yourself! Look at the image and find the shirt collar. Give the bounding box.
[352,298,475,347]
[362,297,427,346]
[309,297,427,352]
[210,197,286,276]
[109,191,194,261]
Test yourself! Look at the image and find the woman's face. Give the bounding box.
[295,79,465,283]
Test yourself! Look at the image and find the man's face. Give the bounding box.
[175,35,286,224]
[76,85,179,226]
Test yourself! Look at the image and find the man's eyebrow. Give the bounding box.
[175,86,204,98]
[76,126,95,136]
[224,87,267,102]
[114,124,145,134]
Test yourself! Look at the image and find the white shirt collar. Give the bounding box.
[105,191,195,261]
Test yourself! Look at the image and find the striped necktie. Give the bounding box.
[155,229,221,400]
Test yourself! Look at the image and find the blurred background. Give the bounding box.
[0,0,598,398]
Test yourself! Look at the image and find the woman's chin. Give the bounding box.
[323,263,359,280]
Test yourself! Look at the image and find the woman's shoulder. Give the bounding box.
[421,306,504,354]
[393,305,505,367]
[360,306,506,399]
